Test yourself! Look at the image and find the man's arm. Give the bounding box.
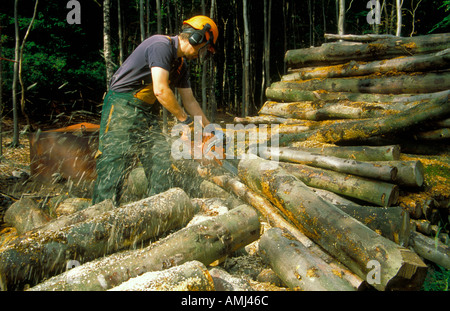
[177,87,211,128]
[151,66,189,122]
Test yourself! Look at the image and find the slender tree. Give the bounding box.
[242,0,250,117]
[11,0,20,147]
[338,0,345,36]
[18,0,39,130]
[396,0,403,36]
[103,0,114,90]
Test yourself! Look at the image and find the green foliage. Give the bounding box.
[422,264,449,291]
[429,0,450,33]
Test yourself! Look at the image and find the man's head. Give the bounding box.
[180,16,218,60]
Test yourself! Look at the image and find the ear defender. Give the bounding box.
[186,23,213,46]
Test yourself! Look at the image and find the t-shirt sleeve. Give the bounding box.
[145,42,173,71]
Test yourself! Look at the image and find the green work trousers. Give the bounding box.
[92,90,173,206]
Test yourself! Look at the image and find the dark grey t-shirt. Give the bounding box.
[109,35,191,93]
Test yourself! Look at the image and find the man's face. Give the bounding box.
[185,42,209,60]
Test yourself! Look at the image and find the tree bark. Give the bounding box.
[259,228,355,291]
[242,0,250,117]
[278,161,399,207]
[261,147,398,182]
[0,188,196,290]
[285,33,450,69]
[283,48,450,81]
[287,144,401,161]
[410,231,450,269]
[278,91,450,145]
[28,205,260,291]
[109,260,215,291]
[324,33,397,41]
[334,204,411,246]
[103,0,114,89]
[266,86,449,104]
[238,156,428,290]
[270,71,450,95]
[11,0,20,147]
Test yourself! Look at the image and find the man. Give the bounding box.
[92,16,220,206]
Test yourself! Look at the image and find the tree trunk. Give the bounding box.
[103,0,114,89]
[259,228,355,291]
[396,0,402,37]
[109,260,215,291]
[287,144,401,161]
[11,0,20,147]
[0,188,196,290]
[285,33,450,68]
[278,91,450,145]
[337,0,345,36]
[18,0,39,129]
[370,160,424,188]
[283,48,450,81]
[410,231,450,269]
[278,161,399,207]
[259,99,420,120]
[324,33,397,41]
[266,86,449,104]
[242,0,250,117]
[28,205,260,291]
[261,147,398,182]
[270,71,450,95]
[334,204,411,246]
[238,156,428,291]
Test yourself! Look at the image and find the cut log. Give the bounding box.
[210,175,367,289]
[278,161,399,207]
[411,219,432,236]
[285,33,450,68]
[278,91,450,145]
[370,161,424,188]
[108,260,215,291]
[261,147,398,182]
[324,33,398,42]
[238,156,428,290]
[287,145,401,161]
[415,128,450,140]
[270,72,450,95]
[334,204,411,247]
[234,115,308,125]
[34,199,115,233]
[410,231,450,269]
[0,188,196,290]
[259,100,420,121]
[312,187,410,246]
[283,49,450,81]
[259,228,355,291]
[266,86,449,104]
[28,205,260,291]
[4,198,52,235]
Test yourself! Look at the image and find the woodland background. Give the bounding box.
[0,0,450,141]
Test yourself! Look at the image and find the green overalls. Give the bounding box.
[92,90,173,206]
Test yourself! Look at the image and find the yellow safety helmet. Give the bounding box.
[183,15,218,53]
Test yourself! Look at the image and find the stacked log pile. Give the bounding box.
[230,33,450,288]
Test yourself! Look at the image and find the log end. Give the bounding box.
[385,248,428,291]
